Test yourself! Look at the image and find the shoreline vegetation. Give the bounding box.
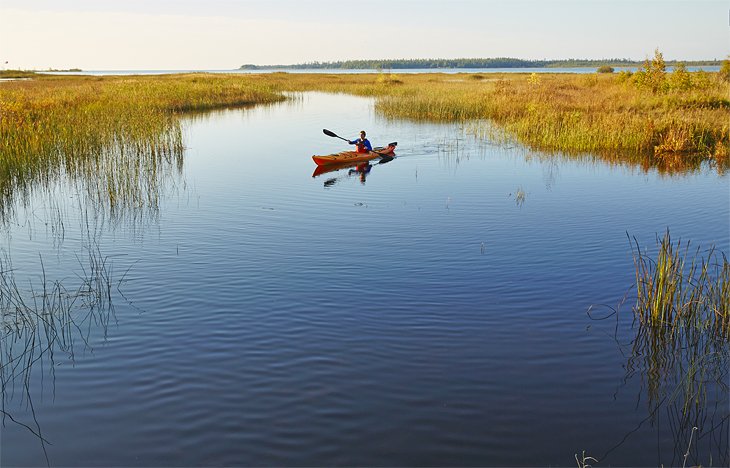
[238,57,723,70]
[0,74,283,219]
[1,50,728,216]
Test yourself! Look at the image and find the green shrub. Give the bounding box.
[616,70,633,83]
[668,62,692,91]
[633,48,667,93]
[597,65,614,73]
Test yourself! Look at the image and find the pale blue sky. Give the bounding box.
[1,0,727,69]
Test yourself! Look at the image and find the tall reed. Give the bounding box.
[630,231,729,339]
[620,231,729,465]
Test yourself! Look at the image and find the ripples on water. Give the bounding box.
[1,92,728,466]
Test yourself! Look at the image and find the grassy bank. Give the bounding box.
[257,66,729,172]
[0,74,284,217]
[1,66,728,218]
[5,68,728,162]
[378,73,728,167]
[4,69,728,170]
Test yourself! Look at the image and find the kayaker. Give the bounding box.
[348,131,372,154]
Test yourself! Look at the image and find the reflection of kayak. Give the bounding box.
[312,161,360,177]
[312,155,396,180]
[312,142,397,166]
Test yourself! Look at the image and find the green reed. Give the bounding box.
[630,231,729,339]
[628,230,730,411]
[616,231,730,465]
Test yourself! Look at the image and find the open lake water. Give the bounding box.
[2,92,728,466]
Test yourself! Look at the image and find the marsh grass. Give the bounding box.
[2,69,727,220]
[256,69,729,173]
[624,311,729,466]
[0,74,284,222]
[0,244,116,376]
[374,73,728,172]
[621,231,730,465]
[630,231,729,339]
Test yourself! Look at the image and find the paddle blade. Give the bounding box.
[323,129,339,138]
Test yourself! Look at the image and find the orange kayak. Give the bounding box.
[312,142,397,166]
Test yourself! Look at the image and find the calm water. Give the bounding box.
[2,93,729,466]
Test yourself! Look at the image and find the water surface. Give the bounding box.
[2,92,728,466]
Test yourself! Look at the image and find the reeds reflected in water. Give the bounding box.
[0,236,119,464]
[598,232,730,465]
[0,74,285,224]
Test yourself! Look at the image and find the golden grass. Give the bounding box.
[0,74,284,218]
[257,70,730,173]
[377,74,728,170]
[1,70,727,219]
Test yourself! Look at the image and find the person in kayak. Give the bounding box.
[348,131,372,154]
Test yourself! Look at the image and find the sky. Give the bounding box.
[0,0,727,70]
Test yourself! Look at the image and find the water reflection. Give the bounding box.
[590,265,729,466]
[612,326,730,466]
[465,119,728,177]
[0,142,185,230]
[1,240,117,465]
[312,156,395,188]
[509,186,527,208]
[521,144,726,178]
[2,90,728,466]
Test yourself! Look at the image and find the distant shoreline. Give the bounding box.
[238,58,724,70]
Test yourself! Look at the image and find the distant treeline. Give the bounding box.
[239,58,722,70]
